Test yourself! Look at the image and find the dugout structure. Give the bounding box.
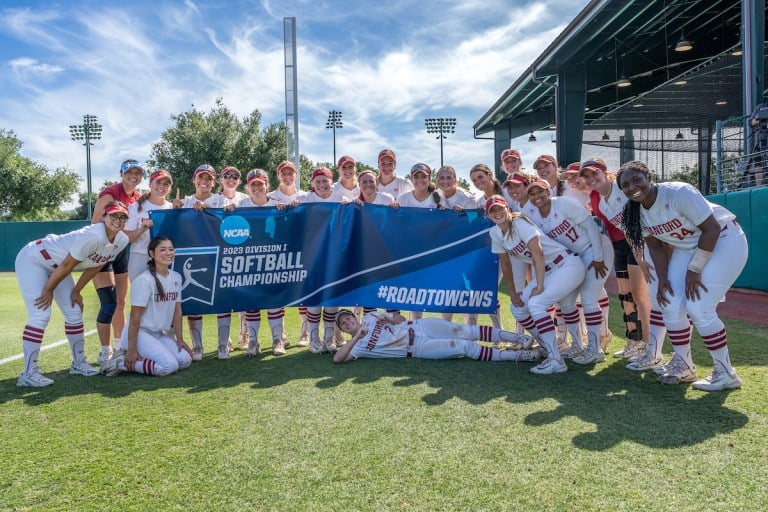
[474,0,767,195]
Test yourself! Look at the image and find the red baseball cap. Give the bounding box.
[104,202,129,216]
[485,196,508,214]
[149,169,173,183]
[533,155,557,169]
[276,161,297,174]
[378,149,396,162]
[311,167,333,180]
[246,169,269,185]
[579,158,608,174]
[220,166,241,177]
[503,173,530,188]
[410,163,431,177]
[501,149,521,162]
[527,179,551,193]
[337,156,355,169]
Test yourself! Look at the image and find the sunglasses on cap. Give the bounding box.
[410,163,431,174]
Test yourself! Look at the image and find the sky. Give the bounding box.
[0,0,591,200]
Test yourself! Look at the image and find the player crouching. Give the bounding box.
[333,309,540,364]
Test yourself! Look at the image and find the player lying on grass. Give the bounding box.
[332,309,540,364]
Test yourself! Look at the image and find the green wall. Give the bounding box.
[1,221,89,272]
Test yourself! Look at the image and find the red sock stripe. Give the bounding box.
[584,311,603,326]
[217,314,231,319]
[650,310,665,326]
[547,306,556,314]
[702,328,728,351]
[187,315,203,321]
[598,297,610,308]
[363,307,377,314]
[144,359,155,376]
[23,325,44,343]
[268,308,285,319]
[64,323,84,335]
[519,316,536,330]
[323,311,337,322]
[476,346,491,361]
[667,326,691,346]
[480,325,492,341]
[306,312,321,323]
[245,311,261,321]
[562,311,580,324]
[299,307,308,315]
[534,316,556,334]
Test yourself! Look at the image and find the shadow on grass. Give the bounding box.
[0,346,748,451]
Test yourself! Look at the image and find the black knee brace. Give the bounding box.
[615,270,629,280]
[96,286,118,324]
[618,292,642,340]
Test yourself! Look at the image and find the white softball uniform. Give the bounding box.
[332,181,360,201]
[238,197,278,208]
[378,176,413,198]
[269,189,306,203]
[120,269,191,376]
[299,190,348,204]
[490,218,585,320]
[362,191,396,205]
[640,183,747,339]
[348,316,511,360]
[217,191,248,208]
[126,200,173,281]
[396,191,441,208]
[439,188,477,209]
[179,194,225,209]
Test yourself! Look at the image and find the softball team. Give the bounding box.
[12,154,749,394]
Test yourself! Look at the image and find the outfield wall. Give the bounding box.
[1,195,766,293]
[0,221,89,272]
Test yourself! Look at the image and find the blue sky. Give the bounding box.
[0,0,590,199]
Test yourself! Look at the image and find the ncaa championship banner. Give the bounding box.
[150,204,499,315]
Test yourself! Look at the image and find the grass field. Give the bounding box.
[1,271,766,511]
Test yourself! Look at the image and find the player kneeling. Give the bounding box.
[102,236,192,377]
[333,310,540,364]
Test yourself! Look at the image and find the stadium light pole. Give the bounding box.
[425,117,457,167]
[69,114,102,220]
[325,110,343,164]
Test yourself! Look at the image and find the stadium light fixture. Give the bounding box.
[325,110,343,165]
[69,114,103,220]
[424,117,457,167]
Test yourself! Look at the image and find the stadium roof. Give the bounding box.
[474,0,761,138]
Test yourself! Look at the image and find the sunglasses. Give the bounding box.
[109,213,129,222]
[222,173,240,180]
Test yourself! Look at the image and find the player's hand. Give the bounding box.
[638,259,655,283]
[530,285,545,298]
[452,206,464,212]
[141,218,154,229]
[509,291,524,307]
[354,199,364,206]
[276,203,287,210]
[70,290,84,311]
[223,204,235,212]
[588,260,608,278]
[172,198,183,209]
[656,278,673,307]
[125,348,139,369]
[177,340,193,356]
[34,289,54,310]
[389,202,400,209]
[193,201,207,211]
[685,270,708,301]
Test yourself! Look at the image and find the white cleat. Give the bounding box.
[692,369,742,392]
[70,361,101,377]
[17,371,54,387]
[530,357,567,375]
[97,346,114,366]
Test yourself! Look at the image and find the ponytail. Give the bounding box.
[137,190,152,213]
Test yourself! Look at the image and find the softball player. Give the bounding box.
[124,169,174,282]
[268,161,309,345]
[486,196,586,374]
[15,201,130,386]
[332,155,360,201]
[356,169,397,206]
[92,159,143,365]
[237,169,289,357]
[299,167,348,353]
[500,149,523,207]
[619,161,748,391]
[213,166,249,352]
[102,236,192,377]
[376,149,414,198]
[333,310,538,364]
[526,180,614,364]
[580,159,657,368]
[172,164,224,361]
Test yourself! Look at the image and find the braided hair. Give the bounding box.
[617,160,652,251]
[146,235,173,297]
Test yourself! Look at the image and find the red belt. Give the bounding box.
[36,240,58,268]
[545,250,573,272]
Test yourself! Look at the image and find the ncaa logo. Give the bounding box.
[221,215,250,245]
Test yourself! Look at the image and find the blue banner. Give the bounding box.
[150,204,498,315]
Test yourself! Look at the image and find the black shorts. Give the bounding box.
[100,245,130,275]
[612,239,637,275]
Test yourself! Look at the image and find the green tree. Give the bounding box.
[70,180,115,220]
[0,129,80,221]
[148,99,289,195]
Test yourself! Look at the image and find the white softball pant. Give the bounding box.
[120,328,192,376]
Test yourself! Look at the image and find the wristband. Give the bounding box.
[686,247,713,273]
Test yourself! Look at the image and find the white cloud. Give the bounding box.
[8,57,65,80]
